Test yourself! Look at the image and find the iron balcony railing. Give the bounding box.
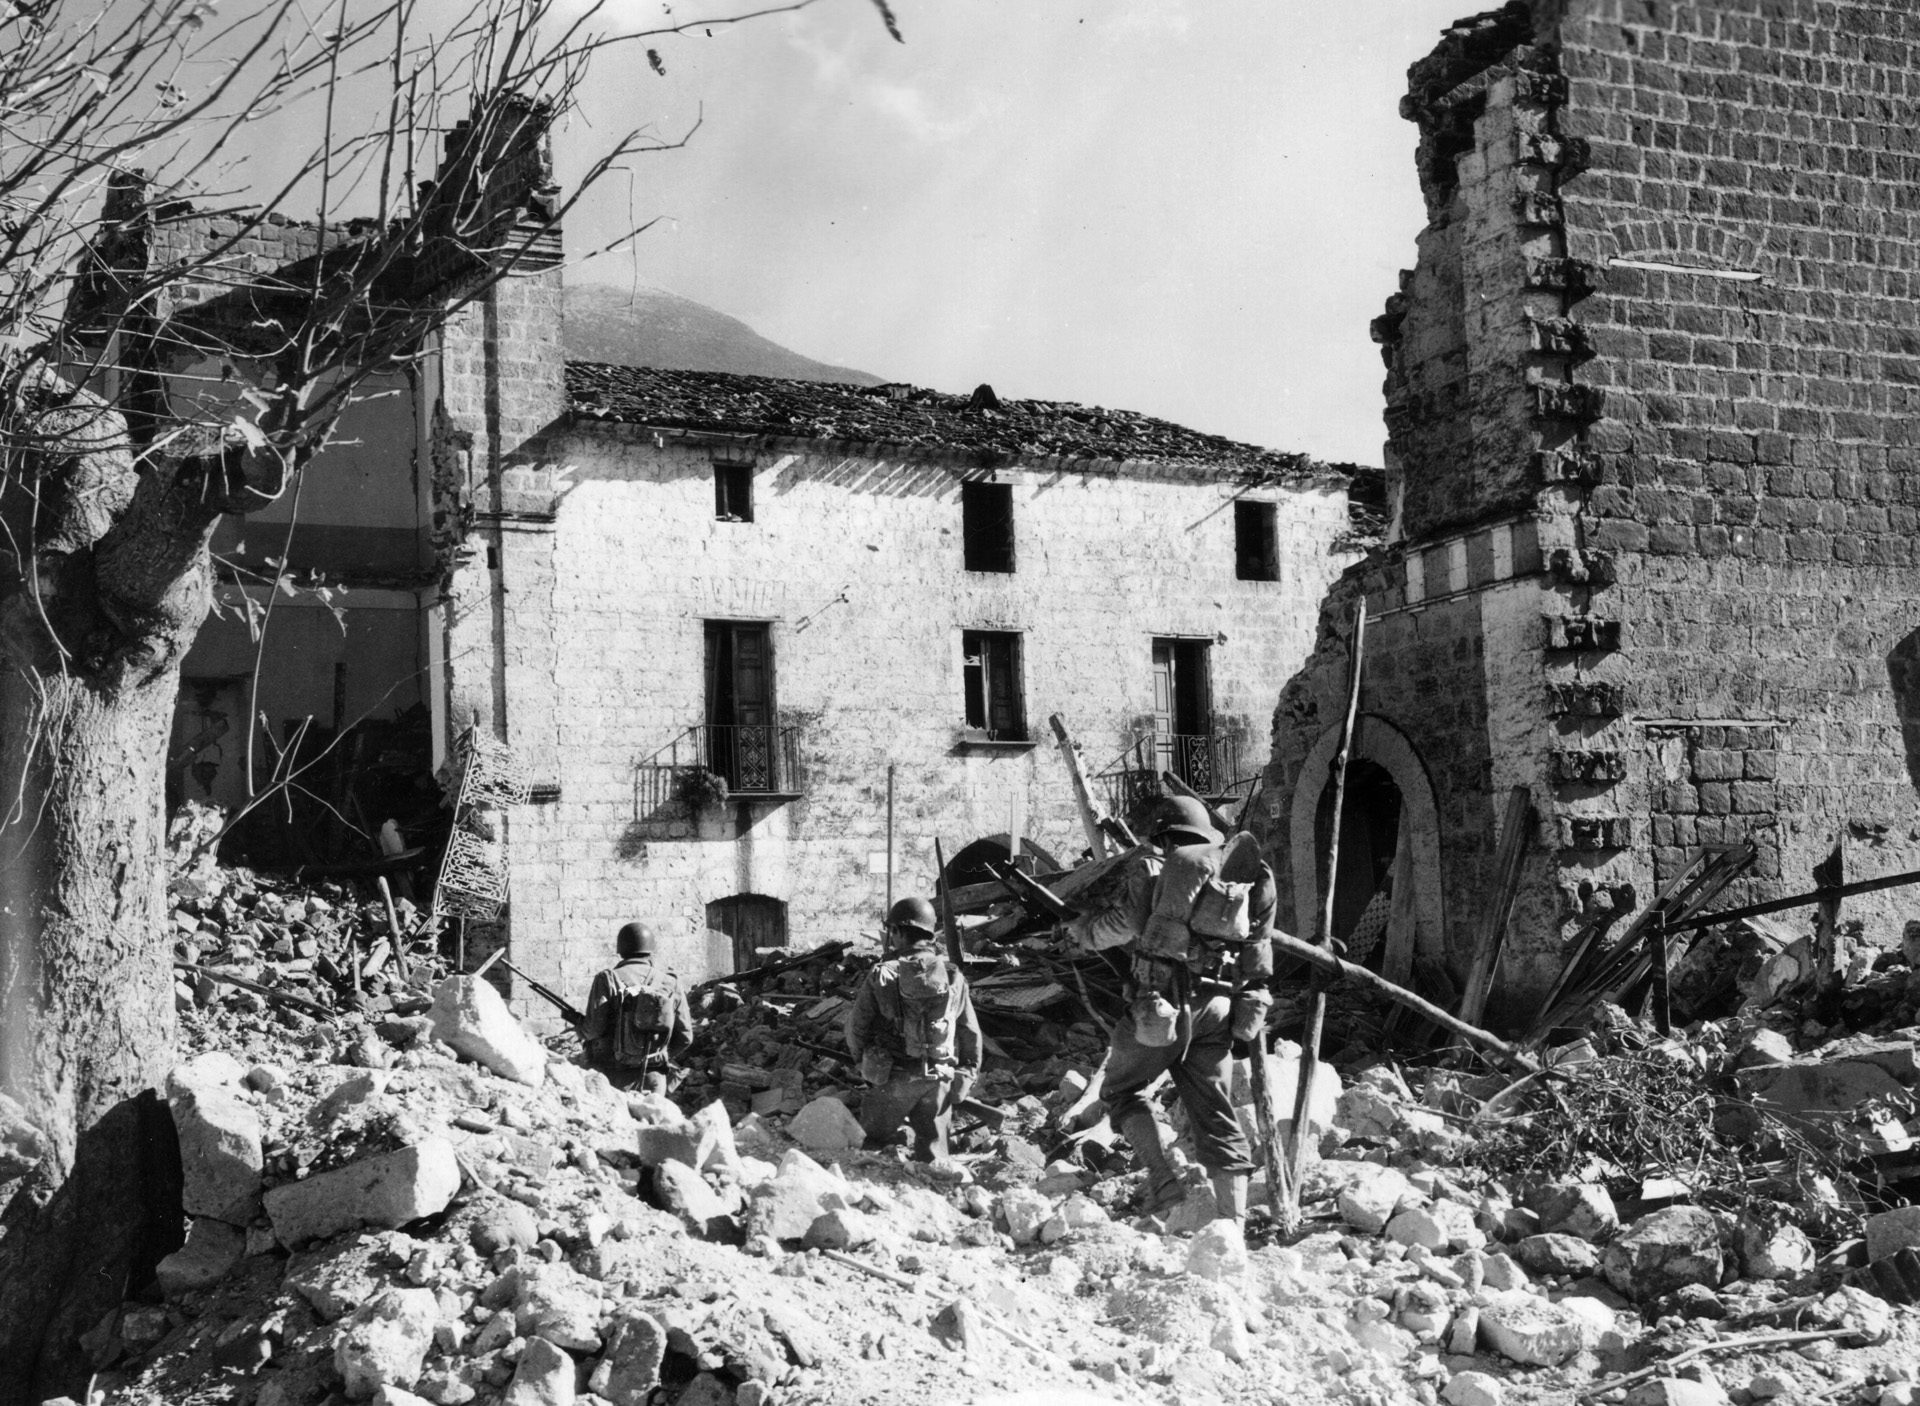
[636,722,803,809]
[1093,732,1250,819]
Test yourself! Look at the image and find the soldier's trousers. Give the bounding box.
[1102,990,1254,1175]
[859,1071,959,1161]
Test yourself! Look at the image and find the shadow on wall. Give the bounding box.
[1887,627,1920,791]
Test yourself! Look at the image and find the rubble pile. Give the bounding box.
[80,862,1920,1406]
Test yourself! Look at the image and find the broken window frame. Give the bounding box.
[1234,499,1280,582]
[961,480,1016,573]
[962,629,1027,742]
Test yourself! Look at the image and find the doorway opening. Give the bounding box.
[705,893,788,973]
[1150,637,1216,792]
[1314,759,1403,959]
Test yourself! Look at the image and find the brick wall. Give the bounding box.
[1271,0,1920,1015]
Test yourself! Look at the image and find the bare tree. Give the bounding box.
[0,0,873,1391]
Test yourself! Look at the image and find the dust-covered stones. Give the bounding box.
[1602,1207,1724,1300]
[429,976,547,1086]
[265,1138,461,1247]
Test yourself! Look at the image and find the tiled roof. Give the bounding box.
[566,362,1340,481]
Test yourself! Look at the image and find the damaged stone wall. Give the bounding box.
[475,421,1354,1023]
[1270,0,1920,1018]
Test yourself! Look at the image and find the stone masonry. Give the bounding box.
[1269,0,1920,1019]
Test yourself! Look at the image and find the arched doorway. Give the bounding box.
[1314,759,1403,957]
[941,834,1064,891]
[1289,715,1446,965]
[706,894,788,972]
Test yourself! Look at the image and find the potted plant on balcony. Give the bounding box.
[677,766,730,812]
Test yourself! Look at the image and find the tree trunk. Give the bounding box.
[0,664,186,1404]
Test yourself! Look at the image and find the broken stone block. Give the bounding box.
[653,1159,733,1238]
[996,1186,1053,1245]
[1336,1165,1415,1234]
[1808,1034,1919,1083]
[1733,1029,1795,1069]
[1186,1219,1249,1281]
[156,1217,246,1298]
[1527,1182,1619,1243]
[745,1150,849,1241]
[1060,1194,1109,1229]
[1386,1208,1448,1251]
[1333,1085,1400,1141]
[429,976,547,1087]
[334,1288,439,1400]
[1866,1206,1920,1263]
[512,1262,603,1352]
[1443,1371,1503,1406]
[1625,1381,1728,1406]
[1445,1306,1479,1355]
[502,1335,573,1406]
[633,1124,699,1169]
[265,1139,461,1248]
[786,1095,865,1152]
[1737,1219,1814,1279]
[1477,1290,1603,1367]
[1517,1233,1600,1277]
[688,1101,741,1177]
[470,1200,540,1256]
[675,1373,731,1406]
[589,1310,667,1406]
[803,1207,875,1251]
[1748,1058,1907,1122]
[1210,1314,1251,1363]
[1602,1207,1724,1301]
[167,1053,264,1226]
[1478,1251,1529,1292]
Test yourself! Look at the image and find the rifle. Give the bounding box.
[985,857,1077,923]
[934,838,966,969]
[788,1037,1007,1128]
[496,957,587,1027]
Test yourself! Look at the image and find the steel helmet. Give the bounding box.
[886,896,939,936]
[1145,794,1221,846]
[616,921,656,957]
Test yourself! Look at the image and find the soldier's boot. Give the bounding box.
[1118,1111,1186,1214]
[1209,1172,1249,1225]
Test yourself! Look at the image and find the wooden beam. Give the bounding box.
[1049,714,1110,859]
[1457,785,1531,1030]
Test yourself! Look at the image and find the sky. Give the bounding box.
[548,0,1470,466]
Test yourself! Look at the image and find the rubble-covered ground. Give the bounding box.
[76,861,1920,1406]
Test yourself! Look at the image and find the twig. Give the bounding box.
[1578,1329,1851,1400]
[817,1248,916,1289]
[172,960,332,1018]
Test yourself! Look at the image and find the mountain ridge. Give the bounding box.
[563,282,882,387]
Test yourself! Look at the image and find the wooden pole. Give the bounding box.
[934,838,965,968]
[378,875,410,983]
[1284,598,1367,1218]
[1458,785,1531,1030]
[1049,713,1110,859]
[885,764,895,913]
[1267,930,1538,1071]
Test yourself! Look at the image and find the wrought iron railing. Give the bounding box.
[636,723,802,810]
[1092,732,1249,820]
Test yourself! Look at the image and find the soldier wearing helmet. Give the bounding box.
[1077,792,1279,1226]
[582,921,694,1093]
[844,895,982,1161]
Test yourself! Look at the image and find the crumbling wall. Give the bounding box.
[1273,0,1920,1014]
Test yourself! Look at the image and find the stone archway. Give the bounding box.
[1289,715,1445,953]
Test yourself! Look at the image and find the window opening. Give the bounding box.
[961,481,1015,573]
[1234,500,1279,581]
[714,463,754,522]
[962,630,1026,740]
[703,621,778,789]
[1151,638,1216,790]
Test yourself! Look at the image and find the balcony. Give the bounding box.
[1093,732,1252,822]
[637,722,805,810]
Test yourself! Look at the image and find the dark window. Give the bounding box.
[715,463,754,522]
[1234,500,1279,581]
[704,621,779,789]
[962,630,1026,740]
[961,481,1015,572]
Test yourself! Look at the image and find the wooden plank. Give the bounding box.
[1050,713,1110,859]
[1457,784,1531,1030]
[1380,809,1418,987]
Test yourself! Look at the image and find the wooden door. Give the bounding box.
[706,894,788,973]
[1151,641,1175,774]
[705,623,774,788]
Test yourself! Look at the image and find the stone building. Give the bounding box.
[436,350,1364,1010]
[1268,0,1920,1020]
[103,105,1367,1014]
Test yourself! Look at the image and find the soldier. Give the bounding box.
[1078,795,1279,1225]
[845,896,982,1162]
[581,922,694,1094]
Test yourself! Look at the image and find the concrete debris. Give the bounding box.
[264,1138,461,1247]
[786,1094,866,1152]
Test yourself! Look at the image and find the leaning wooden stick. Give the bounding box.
[1267,930,1538,1072]
[1284,599,1368,1219]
